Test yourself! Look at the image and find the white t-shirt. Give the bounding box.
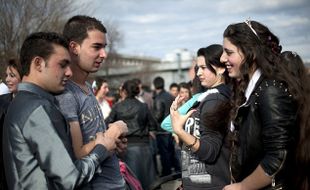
[99,98,111,119]
[0,82,10,95]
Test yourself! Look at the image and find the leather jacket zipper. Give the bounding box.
[269,150,287,189]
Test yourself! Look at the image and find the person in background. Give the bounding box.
[133,78,153,110]
[106,79,157,190]
[170,44,232,189]
[93,77,112,119]
[169,82,179,98]
[221,20,298,190]
[132,78,158,175]
[0,59,22,189]
[55,15,128,190]
[170,81,193,167]
[280,51,310,190]
[178,82,192,106]
[3,32,116,190]
[152,76,181,176]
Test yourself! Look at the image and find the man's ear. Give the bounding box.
[32,56,45,72]
[69,41,79,55]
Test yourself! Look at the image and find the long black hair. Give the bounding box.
[223,21,298,120]
[281,51,310,190]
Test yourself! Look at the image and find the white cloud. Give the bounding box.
[126,13,175,24]
[80,0,310,61]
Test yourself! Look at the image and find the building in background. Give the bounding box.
[93,49,195,92]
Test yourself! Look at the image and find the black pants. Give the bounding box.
[156,134,181,176]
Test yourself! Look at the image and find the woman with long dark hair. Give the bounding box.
[280,51,310,190]
[170,44,232,189]
[221,20,300,190]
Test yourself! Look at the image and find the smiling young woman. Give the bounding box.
[221,20,300,190]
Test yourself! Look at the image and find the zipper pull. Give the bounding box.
[272,177,275,187]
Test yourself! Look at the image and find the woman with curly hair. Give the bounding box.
[221,20,300,190]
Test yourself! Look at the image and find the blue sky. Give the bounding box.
[82,0,310,62]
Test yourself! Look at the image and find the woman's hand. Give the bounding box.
[170,95,195,135]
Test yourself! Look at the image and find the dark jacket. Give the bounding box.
[182,84,232,190]
[3,83,109,190]
[231,77,298,189]
[0,93,13,190]
[152,89,174,133]
[106,98,157,143]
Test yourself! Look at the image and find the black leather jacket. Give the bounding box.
[3,83,109,190]
[106,98,157,142]
[231,77,298,189]
[0,93,13,190]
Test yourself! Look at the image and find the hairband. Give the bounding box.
[291,51,298,57]
[244,19,260,39]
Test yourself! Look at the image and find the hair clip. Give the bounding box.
[292,51,298,57]
[244,19,260,39]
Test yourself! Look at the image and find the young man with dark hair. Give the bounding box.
[152,76,181,177]
[56,15,128,189]
[3,32,116,189]
[169,82,179,98]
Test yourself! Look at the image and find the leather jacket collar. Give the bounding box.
[18,82,56,103]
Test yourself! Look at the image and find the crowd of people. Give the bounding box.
[0,14,309,190]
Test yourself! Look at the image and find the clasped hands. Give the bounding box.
[95,120,128,154]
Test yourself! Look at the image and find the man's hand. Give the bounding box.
[116,136,128,155]
[105,120,128,139]
[95,132,116,152]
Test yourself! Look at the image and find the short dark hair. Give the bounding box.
[153,76,164,90]
[169,83,179,90]
[63,15,107,44]
[20,32,69,76]
[93,77,108,95]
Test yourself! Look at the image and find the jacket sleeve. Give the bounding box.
[23,106,109,189]
[146,104,158,132]
[258,84,297,176]
[152,99,165,123]
[194,97,224,163]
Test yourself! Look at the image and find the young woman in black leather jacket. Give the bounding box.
[0,59,22,190]
[221,20,301,190]
[105,79,157,190]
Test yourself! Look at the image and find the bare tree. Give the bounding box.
[0,0,88,78]
[0,0,124,80]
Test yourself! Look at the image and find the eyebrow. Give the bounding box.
[197,63,207,67]
[224,48,233,52]
[60,59,71,65]
[93,43,107,47]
